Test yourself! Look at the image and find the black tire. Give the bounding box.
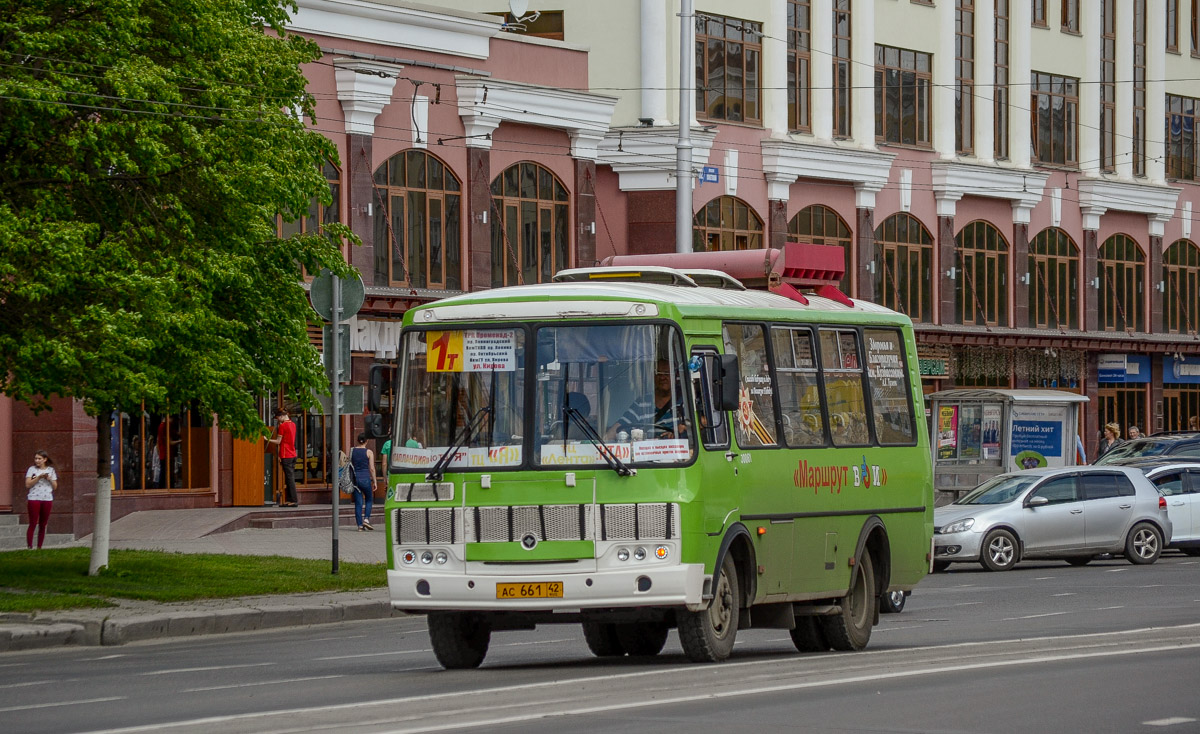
[880,589,907,614]
[678,553,739,662]
[615,623,669,656]
[789,615,829,652]
[819,553,876,652]
[1125,522,1163,565]
[1065,556,1093,567]
[980,529,1019,571]
[427,612,491,669]
[932,560,951,573]
[582,622,625,657]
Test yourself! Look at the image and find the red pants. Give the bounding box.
[27,500,52,549]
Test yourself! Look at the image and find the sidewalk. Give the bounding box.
[0,506,401,653]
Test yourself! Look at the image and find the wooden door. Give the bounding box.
[232,438,266,506]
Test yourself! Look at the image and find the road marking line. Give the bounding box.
[1000,612,1069,621]
[1106,568,1127,573]
[78,625,1200,734]
[140,663,274,676]
[308,634,370,642]
[183,675,343,693]
[316,649,432,660]
[1052,593,1076,597]
[0,696,124,713]
[873,625,925,632]
[1034,577,1055,580]
[79,654,126,661]
[1144,717,1198,727]
[0,680,59,689]
[501,639,574,647]
[1096,606,1126,610]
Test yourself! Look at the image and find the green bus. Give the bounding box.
[382,265,933,668]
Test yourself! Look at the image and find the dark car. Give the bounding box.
[1095,432,1200,465]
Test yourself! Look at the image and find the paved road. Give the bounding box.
[3,554,1198,734]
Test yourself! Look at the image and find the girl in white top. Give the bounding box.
[25,450,58,549]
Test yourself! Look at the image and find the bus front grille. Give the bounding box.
[601,503,680,541]
[392,503,681,546]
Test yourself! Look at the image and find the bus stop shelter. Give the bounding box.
[928,389,1090,504]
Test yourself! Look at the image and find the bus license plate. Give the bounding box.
[496,581,563,599]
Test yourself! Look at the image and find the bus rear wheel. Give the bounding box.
[427,612,491,669]
[615,622,669,656]
[581,622,625,657]
[678,553,739,662]
[819,553,876,652]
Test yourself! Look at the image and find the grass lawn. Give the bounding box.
[0,548,386,613]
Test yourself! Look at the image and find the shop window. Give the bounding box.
[874,44,932,147]
[1098,384,1148,441]
[279,394,333,488]
[788,0,812,132]
[1164,239,1200,334]
[490,161,570,288]
[373,150,463,290]
[693,196,764,252]
[1031,71,1079,166]
[874,213,934,323]
[1164,385,1200,431]
[956,0,976,155]
[114,409,211,492]
[1028,228,1080,330]
[1166,93,1199,180]
[723,323,778,448]
[696,12,763,124]
[788,204,852,292]
[1098,234,1145,332]
[955,221,1009,327]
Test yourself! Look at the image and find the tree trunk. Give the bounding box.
[89,411,112,575]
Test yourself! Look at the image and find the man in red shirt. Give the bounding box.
[266,407,298,506]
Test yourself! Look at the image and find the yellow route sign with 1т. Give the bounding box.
[426,329,518,372]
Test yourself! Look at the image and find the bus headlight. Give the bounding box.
[435,551,449,565]
[633,547,647,561]
[616,547,630,562]
[420,551,434,564]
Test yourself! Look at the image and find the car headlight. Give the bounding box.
[941,518,975,534]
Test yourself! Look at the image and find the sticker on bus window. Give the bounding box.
[426,330,518,372]
[540,442,633,466]
[632,439,691,462]
[468,445,523,467]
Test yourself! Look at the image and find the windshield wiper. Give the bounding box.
[426,406,491,482]
[563,405,635,477]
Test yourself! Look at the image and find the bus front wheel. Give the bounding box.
[819,553,876,651]
[427,612,491,669]
[678,553,739,662]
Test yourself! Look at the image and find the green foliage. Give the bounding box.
[0,0,355,437]
[0,548,385,611]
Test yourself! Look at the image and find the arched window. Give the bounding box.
[955,221,1009,326]
[873,213,934,322]
[693,196,764,252]
[373,150,463,290]
[1028,228,1080,330]
[1098,234,1145,332]
[491,162,570,287]
[1164,239,1200,334]
[278,161,340,280]
[789,204,852,292]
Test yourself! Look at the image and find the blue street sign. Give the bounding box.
[700,166,719,183]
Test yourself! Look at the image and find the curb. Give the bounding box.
[0,600,403,652]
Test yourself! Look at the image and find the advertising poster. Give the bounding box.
[1010,405,1066,468]
[937,405,959,459]
[981,404,1002,459]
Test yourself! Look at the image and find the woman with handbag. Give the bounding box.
[349,433,377,531]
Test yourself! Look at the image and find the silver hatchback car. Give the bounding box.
[934,466,1172,571]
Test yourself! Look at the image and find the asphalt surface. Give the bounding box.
[1,554,1198,734]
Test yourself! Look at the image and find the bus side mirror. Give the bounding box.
[363,413,389,440]
[717,354,739,412]
[367,363,388,413]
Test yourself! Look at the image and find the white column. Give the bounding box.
[974,0,996,163]
[1009,0,1032,168]
[933,0,957,159]
[1079,0,1102,176]
[763,0,789,136]
[851,0,875,148]
[1115,0,1134,178]
[811,0,834,141]
[640,0,669,125]
[1146,0,1167,183]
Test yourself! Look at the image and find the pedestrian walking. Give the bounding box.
[1097,422,1124,458]
[350,433,377,531]
[25,450,58,549]
[266,407,298,506]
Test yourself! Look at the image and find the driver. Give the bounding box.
[607,359,689,439]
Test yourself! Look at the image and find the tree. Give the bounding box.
[0,0,354,573]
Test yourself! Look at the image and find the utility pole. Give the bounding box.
[330,275,341,575]
[675,0,694,254]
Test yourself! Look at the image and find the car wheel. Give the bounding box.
[932,560,951,573]
[1065,556,1093,567]
[819,553,876,651]
[980,529,1019,572]
[880,590,907,614]
[677,553,739,662]
[1124,522,1162,565]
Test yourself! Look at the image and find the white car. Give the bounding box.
[934,466,1173,571]
[1111,458,1200,556]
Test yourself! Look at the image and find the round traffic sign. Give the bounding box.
[310,269,365,321]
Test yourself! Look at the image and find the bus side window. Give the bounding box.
[819,328,869,446]
[722,323,779,448]
[692,348,730,449]
[771,326,827,447]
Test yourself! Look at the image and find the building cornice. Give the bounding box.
[760,139,895,207]
[930,161,1048,223]
[289,0,500,60]
[1075,177,1182,235]
[597,127,717,191]
[914,323,1200,354]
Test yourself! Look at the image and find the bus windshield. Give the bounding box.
[391,323,694,473]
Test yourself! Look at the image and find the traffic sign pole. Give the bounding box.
[331,274,341,575]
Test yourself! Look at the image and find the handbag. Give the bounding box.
[338,451,358,499]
